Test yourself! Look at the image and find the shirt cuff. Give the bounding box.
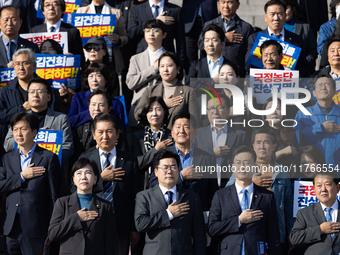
[238,217,241,227]
[20,173,25,183]
[166,209,174,221]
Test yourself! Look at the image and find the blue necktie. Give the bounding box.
[271,33,282,40]
[325,207,334,240]
[102,152,113,205]
[7,41,15,61]
[166,191,173,205]
[240,189,248,255]
[152,4,159,18]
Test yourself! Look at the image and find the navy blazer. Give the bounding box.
[0,146,61,237]
[208,184,281,255]
[148,146,218,211]
[30,22,85,65]
[13,0,36,33]
[0,76,60,124]
[198,14,254,77]
[0,36,39,68]
[67,90,125,128]
[80,148,140,240]
[128,1,187,70]
[245,28,308,77]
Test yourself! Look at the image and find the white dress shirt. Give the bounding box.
[149,0,164,16]
[235,182,254,226]
[99,147,117,171]
[159,184,177,220]
[267,27,285,41]
[320,200,339,222]
[148,46,164,67]
[46,20,62,33]
[207,54,224,78]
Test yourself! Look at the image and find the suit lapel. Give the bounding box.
[113,149,124,192]
[9,150,21,175]
[163,4,172,16]
[225,128,236,148]
[59,22,67,32]
[43,110,54,128]
[31,146,44,166]
[176,186,187,204]
[68,192,81,214]
[229,184,242,215]
[250,185,263,210]
[154,186,168,209]
[313,202,326,225]
[84,195,101,233]
[332,200,340,241]
[144,2,154,20]
[200,58,210,78]
[0,38,8,63]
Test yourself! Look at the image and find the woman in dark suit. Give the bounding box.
[132,96,173,190]
[134,52,199,129]
[48,158,115,255]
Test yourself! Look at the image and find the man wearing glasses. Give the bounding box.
[4,77,73,170]
[0,5,38,68]
[135,149,206,255]
[30,0,85,64]
[0,48,60,124]
[295,75,340,167]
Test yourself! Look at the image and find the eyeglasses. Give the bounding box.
[28,89,47,95]
[315,82,333,89]
[85,45,103,52]
[207,106,227,112]
[14,61,32,67]
[143,28,161,33]
[158,165,179,172]
[44,2,61,9]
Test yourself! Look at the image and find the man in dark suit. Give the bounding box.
[0,5,38,68]
[182,0,218,64]
[208,145,281,255]
[245,0,308,77]
[195,95,247,188]
[0,48,60,124]
[135,150,206,255]
[30,0,85,64]
[149,114,218,212]
[186,24,230,85]
[79,113,140,255]
[198,0,253,77]
[1,0,35,33]
[290,171,340,255]
[128,0,188,71]
[0,112,62,255]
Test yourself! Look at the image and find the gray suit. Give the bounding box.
[135,185,206,255]
[290,201,340,255]
[4,108,74,164]
[126,48,166,126]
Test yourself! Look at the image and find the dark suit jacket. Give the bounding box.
[30,22,85,65]
[132,128,172,190]
[195,125,247,187]
[198,14,253,77]
[135,185,206,255]
[128,1,187,70]
[80,148,140,240]
[13,0,36,33]
[149,146,218,211]
[245,28,308,77]
[48,192,115,255]
[182,0,218,34]
[0,146,61,237]
[0,76,60,124]
[0,37,39,68]
[290,201,340,255]
[186,56,230,85]
[208,184,281,255]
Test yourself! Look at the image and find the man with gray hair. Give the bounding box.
[0,5,38,68]
[0,48,60,123]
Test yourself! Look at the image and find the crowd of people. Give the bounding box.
[0,0,339,254]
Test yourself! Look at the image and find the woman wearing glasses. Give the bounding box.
[77,0,128,74]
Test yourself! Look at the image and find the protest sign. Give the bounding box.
[35,54,81,89]
[249,68,299,104]
[0,68,16,89]
[70,13,116,46]
[15,129,63,165]
[247,32,301,70]
[20,32,69,53]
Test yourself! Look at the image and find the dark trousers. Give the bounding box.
[6,214,45,255]
[185,17,203,65]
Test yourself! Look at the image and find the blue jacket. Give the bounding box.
[0,76,60,124]
[67,90,125,128]
[294,102,340,166]
[226,163,294,244]
[317,17,336,56]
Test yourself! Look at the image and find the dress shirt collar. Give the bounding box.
[2,35,18,46]
[46,19,62,32]
[148,46,164,55]
[235,182,254,196]
[221,14,235,24]
[210,123,228,133]
[320,199,339,212]
[159,184,177,196]
[19,142,37,158]
[207,54,224,65]
[330,68,339,79]
[267,27,285,39]
[149,0,164,9]
[174,144,194,158]
[99,146,116,157]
